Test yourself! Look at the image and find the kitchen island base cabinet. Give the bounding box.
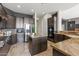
[28,36,47,56]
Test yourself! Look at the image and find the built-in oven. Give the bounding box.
[48,26,54,38]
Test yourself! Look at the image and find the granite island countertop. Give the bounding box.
[30,35,47,38]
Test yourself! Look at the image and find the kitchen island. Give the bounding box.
[51,32,79,56]
[28,35,47,55]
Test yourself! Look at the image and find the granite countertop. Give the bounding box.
[51,38,79,56]
[30,35,47,38]
[51,32,79,56]
[55,32,79,38]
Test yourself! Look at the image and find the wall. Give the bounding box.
[57,10,63,32]
[60,4,79,31]
[37,14,52,36]
[62,4,79,19]
[6,15,16,29]
[37,17,43,36]
[62,4,79,30]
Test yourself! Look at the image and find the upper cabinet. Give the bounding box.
[0,16,7,29]
[0,4,7,29]
[48,17,54,27]
[0,4,16,29]
[0,4,33,29]
[6,15,16,29]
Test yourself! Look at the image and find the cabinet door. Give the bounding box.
[11,34,17,44]
[48,18,54,26]
[6,15,16,29]
[40,37,47,51]
[0,18,7,29]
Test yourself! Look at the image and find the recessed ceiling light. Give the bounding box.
[17,5,21,8]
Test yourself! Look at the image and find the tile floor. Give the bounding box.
[7,41,52,56]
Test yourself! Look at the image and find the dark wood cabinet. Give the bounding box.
[6,15,16,29]
[48,17,54,38]
[0,4,16,29]
[0,42,11,56]
[48,17,54,26]
[53,48,66,56]
[28,36,47,55]
[40,37,47,51]
[11,34,17,44]
[0,4,7,29]
[0,17,7,29]
[7,34,17,44]
[0,15,16,29]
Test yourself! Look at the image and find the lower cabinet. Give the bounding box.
[28,36,47,56]
[40,37,47,51]
[11,34,17,44]
[53,48,66,56]
[7,34,17,45]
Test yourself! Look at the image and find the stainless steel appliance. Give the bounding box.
[48,26,54,38]
[24,24,32,42]
[16,28,25,43]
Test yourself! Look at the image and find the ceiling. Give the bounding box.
[2,3,78,17]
